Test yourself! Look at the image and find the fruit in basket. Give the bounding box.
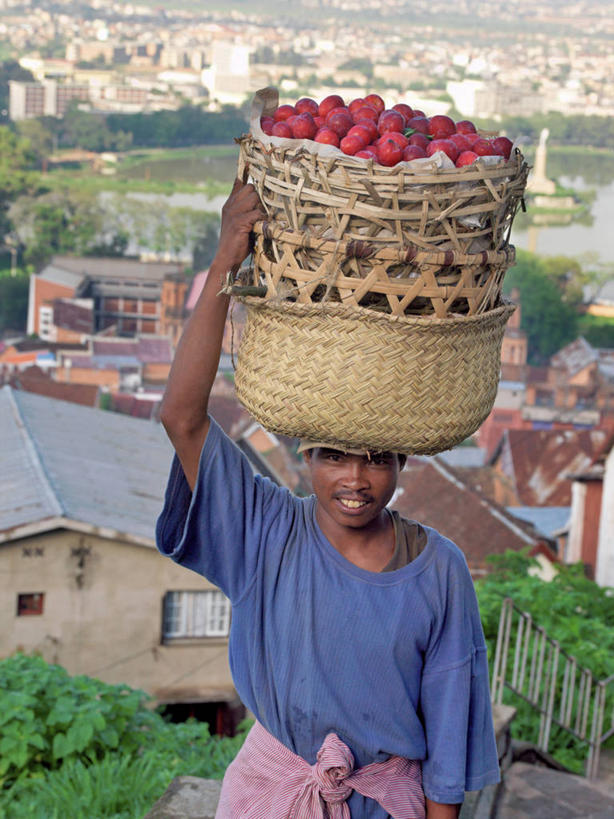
[364,93,385,113]
[274,104,296,122]
[428,115,456,139]
[378,110,405,134]
[272,121,293,138]
[456,120,477,135]
[426,138,459,162]
[327,110,354,137]
[402,144,427,161]
[295,97,319,116]
[455,150,479,167]
[319,94,345,118]
[377,138,403,166]
[341,134,367,155]
[352,105,379,124]
[492,136,513,159]
[405,116,430,135]
[315,127,340,147]
[473,138,496,156]
[259,93,518,168]
[408,132,430,150]
[392,103,414,123]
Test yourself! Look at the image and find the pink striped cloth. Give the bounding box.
[216,721,425,818]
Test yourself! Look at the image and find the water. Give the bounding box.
[512,177,614,263]
[110,148,614,266]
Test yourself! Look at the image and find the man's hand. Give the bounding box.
[216,176,266,273]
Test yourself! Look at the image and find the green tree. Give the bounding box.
[502,249,579,363]
[0,126,40,237]
[15,119,54,167]
[0,271,28,334]
[12,189,128,269]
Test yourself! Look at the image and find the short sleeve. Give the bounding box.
[155,417,296,602]
[419,547,500,804]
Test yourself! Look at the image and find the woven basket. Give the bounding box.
[237,88,529,317]
[252,220,516,318]
[234,297,515,455]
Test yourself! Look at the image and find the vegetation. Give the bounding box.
[0,654,249,818]
[476,551,614,773]
[502,250,582,363]
[477,111,614,150]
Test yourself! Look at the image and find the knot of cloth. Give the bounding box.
[310,733,355,809]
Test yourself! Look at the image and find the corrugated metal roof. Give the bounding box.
[0,385,174,544]
[506,506,570,538]
[38,264,85,289]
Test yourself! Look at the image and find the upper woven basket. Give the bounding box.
[237,87,529,317]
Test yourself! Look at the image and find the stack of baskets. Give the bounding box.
[231,88,529,455]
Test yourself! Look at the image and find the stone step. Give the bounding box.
[495,762,614,819]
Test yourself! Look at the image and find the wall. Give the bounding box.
[1,529,235,703]
[595,448,614,587]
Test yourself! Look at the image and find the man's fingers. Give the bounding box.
[242,163,250,185]
[231,176,244,192]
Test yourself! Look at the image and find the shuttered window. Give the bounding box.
[163,590,230,639]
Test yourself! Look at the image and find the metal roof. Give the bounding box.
[0,385,174,545]
[506,506,570,538]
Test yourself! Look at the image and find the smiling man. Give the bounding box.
[156,179,500,819]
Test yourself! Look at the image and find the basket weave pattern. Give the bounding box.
[253,221,516,318]
[235,297,516,455]
[239,135,528,316]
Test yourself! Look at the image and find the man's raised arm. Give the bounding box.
[159,179,265,490]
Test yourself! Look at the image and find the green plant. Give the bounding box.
[0,654,158,788]
[0,654,250,816]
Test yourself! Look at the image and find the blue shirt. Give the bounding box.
[156,419,500,813]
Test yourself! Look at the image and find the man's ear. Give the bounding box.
[302,448,313,464]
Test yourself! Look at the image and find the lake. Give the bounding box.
[116,146,614,266]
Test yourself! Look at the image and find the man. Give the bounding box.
[156,179,500,818]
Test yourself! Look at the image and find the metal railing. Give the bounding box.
[491,597,614,779]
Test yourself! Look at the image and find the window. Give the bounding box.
[17,593,44,616]
[163,590,230,640]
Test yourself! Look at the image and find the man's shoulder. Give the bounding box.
[417,523,470,573]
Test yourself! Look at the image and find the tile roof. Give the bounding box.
[391,457,538,573]
[10,369,100,408]
[0,385,174,544]
[495,428,608,506]
[550,337,597,376]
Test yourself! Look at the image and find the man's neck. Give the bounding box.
[315,506,395,572]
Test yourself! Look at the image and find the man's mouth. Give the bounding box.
[338,498,369,509]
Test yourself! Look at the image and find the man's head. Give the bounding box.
[301,443,405,535]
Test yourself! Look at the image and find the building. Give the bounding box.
[490,428,608,507]
[9,80,89,119]
[567,435,614,583]
[28,256,188,343]
[0,386,305,733]
[391,455,545,576]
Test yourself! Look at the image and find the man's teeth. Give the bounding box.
[340,499,367,508]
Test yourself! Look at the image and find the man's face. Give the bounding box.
[304,447,402,534]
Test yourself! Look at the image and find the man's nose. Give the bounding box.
[341,458,369,487]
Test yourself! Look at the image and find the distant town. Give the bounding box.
[2,0,613,120]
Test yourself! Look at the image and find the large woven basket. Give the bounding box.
[237,88,529,317]
[234,297,515,455]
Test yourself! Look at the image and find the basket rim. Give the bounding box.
[237,293,516,327]
[239,132,529,183]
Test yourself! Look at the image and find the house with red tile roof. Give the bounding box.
[389,456,546,576]
[490,428,608,507]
